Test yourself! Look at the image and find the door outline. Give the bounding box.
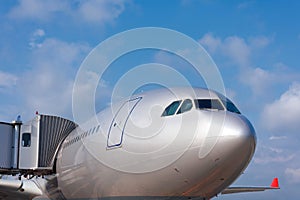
[107,97,142,148]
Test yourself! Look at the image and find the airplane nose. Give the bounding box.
[217,113,257,168]
[221,114,257,148]
[193,113,257,198]
[197,112,256,161]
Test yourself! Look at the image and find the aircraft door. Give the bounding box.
[107,97,142,148]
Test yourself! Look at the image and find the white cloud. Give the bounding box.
[31,38,89,67]
[99,79,109,88]
[254,143,295,165]
[77,0,126,24]
[18,38,90,119]
[262,82,300,132]
[249,35,272,48]
[199,34,269,67]
[273,62,289,71]
[33,29,45,37]
[198,33,221,53]
[72,70,101,122]
[254,154,294,164]
[241,64,300,96]
[241,67,275,95]
[8,0,68,21]
[199,33,280,96]
[285,168,300,183]
[8,0,128,24]
[222,36,251,67]
[269,136,288,140]
[0,71,18,88]
[29,29,46,49]
[269,147,283,153]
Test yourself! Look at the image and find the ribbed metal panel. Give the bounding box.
[38,115,77,168]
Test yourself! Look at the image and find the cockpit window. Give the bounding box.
[195,99,224,111]
[217,94,241,114]
[225,101,241,114]
[162,100,182,116]
[177,99,193,114]
[221,99,241,114]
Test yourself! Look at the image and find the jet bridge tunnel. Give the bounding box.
[0,114,77,176]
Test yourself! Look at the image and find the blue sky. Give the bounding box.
[0,0,300,199]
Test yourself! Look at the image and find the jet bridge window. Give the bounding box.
[162,100,182,116]
[177,99,193,114]
[22,133,31,147]
[195,99,224,111]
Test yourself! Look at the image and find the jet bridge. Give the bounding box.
[0,114,77,176]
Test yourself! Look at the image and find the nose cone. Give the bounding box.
[197,112,256,161]
[219,113,257,171]
[222,113,256,149]
[192,113,257,198]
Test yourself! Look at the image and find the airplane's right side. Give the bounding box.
[0,87,280,200]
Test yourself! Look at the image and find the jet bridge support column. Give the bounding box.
[11,120,22,169]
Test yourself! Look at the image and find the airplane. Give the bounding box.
[0,87,279,200]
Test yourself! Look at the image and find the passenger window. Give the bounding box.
[177,99,193,114]
[195,99,224,110]
[162,100,182,116]
[22,133,31,147]
[96,125,100,133]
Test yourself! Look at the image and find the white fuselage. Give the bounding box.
[54,88,256,200]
